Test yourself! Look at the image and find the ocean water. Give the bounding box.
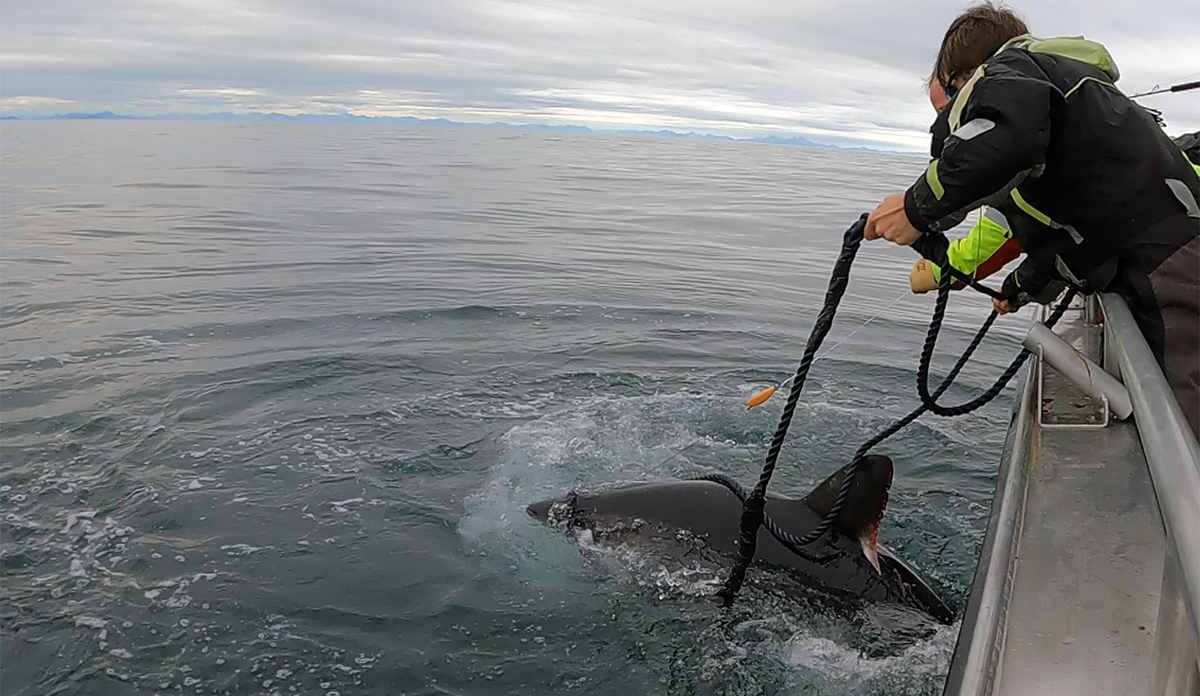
[2,121,1031,695]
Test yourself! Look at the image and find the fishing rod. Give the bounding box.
[1129,79,1200,99]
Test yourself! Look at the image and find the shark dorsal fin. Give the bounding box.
[803,455,893,567]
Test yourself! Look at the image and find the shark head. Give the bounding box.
[526,490,577,528]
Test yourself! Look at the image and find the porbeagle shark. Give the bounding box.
[527,455,955,624]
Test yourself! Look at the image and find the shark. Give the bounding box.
[526,454,956,624]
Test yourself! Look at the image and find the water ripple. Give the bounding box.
[1,121,1016,695]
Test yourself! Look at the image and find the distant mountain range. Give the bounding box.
[0,110,904,151]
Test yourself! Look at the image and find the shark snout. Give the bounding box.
[526,499,553,520]
[527,491,579,526]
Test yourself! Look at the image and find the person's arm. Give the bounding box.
[997,235,1075,308]
[909,208,1019,293]
[865,56,1057,247]
[904,58,1057,236]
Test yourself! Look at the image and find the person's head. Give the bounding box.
[928,78,950,112]
[932,3,1029,98]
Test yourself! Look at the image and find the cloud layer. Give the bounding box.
[2,0,1197,148]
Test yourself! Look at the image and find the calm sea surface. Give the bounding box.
[2,121,1032,695]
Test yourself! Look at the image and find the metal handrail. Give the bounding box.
[940,355,1038,695]
[1098,293,1200,654]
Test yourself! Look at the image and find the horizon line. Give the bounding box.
[0,110,926,154]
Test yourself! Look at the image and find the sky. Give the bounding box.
[1,0,1197,149]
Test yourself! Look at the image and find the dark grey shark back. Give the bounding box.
[526,455,955,624]
[551,480,917,606]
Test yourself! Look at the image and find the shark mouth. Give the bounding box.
[860,525,881,574]
[855,474,887,574]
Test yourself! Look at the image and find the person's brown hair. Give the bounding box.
[932,3,1029,88]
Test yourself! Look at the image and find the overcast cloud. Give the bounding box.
[2,0,1197,148]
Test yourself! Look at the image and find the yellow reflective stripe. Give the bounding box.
[1064,75,1118,99]
[950,214,1010,274]
[931,210,1011,281]
[925,160,945,199]
[997,35,1034,54]
[948,66,985,131]
[1009,188,1053,226]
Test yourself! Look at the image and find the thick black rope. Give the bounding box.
[911,228,1006,300]
[692,472,835,562]
[697,291,996,554]
[710,215,1077,606]
[915,268,1076,416]
[708,213,869,602]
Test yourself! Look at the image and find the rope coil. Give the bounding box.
[709,214,1076,606]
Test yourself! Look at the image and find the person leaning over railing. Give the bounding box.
[862,3,1200,437]
[909,128,1200,299]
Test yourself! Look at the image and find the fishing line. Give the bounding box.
[656,286,911,467]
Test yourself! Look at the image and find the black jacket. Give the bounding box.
[906,37,1200,296]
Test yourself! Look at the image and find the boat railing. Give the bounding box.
[942,292,1200,695]
[1098,292,1200,695]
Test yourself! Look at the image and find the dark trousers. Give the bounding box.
[1111,213,1200,439]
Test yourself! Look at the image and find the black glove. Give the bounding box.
[1000,270,1070,308]
[1000,271,1036,310]
[1031,279,1068,305]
